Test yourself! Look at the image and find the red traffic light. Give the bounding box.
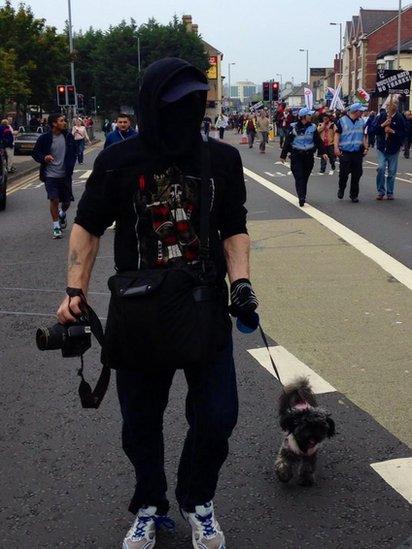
[272,82,279,89]
[58,86,65,93]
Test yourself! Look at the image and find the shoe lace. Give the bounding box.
[132,515,152,540]
[195,512,216,538]
[131,514,176,539]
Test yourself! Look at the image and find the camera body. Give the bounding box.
[36,318,92,357]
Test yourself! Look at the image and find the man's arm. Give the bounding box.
[223,234,250,283]
[333,130,342,156]
[57,224,100,323]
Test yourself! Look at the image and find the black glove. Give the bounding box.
[229,278,258,317]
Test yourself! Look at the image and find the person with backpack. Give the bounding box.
[56,57,258,549]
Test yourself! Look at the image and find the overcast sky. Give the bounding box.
[13,0,401,84]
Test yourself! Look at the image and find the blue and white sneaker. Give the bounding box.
[123,506,175,549]
[182,501,226,549]
[59,211,67,229]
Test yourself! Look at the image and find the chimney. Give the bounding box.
[192,24,199,35]
[182,15,192,33]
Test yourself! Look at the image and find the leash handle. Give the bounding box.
[258,323,284,387]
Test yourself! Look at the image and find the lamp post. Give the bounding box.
[276,73,283,99]
[299,49,309,85]
[228,62,235,110]
[330,22,343,82]
[67,0,76,117]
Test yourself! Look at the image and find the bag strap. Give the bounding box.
[199,135,212,262]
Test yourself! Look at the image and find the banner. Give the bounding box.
[356,88,370,103]
[206,56,218,80]
[375,69,411,96]
[304,87,313,109]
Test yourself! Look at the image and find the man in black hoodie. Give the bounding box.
[56,58,257,548]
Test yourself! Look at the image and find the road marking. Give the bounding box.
[366,160,378,166]
[365,160,412,183]
[20,183,33,189]
[276,172,286,177]
[371,458,412,504]
[244,167,412,290]
[248,345,336,394]
[6,173,38,194]
[79,169,92,179]
[34,183,43,188]
[264,172,275,177]
[0,309,107,320]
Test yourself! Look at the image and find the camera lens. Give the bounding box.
[36,325,65,351]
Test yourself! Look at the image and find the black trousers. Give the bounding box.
[291,151,314,201]
[338,151,363,199]
[320,145,336,172]
[116,341,238,515]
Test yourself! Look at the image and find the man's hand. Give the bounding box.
[363,147,369,156]
[57,294,84,324]
[334,148,342,157]
[44,154,54,163]
[229,278,258,317]
[322,154,329,161]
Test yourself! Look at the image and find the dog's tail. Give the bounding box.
[278,376,318,414]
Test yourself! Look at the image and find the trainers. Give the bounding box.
[337,189,344,199]
[351,197,359,203]
[329,169,335,175]
[123,506,175,549]
[182,501,226,549]
[318,171,325,175]
[376,194,384,200]
[299,198,305,207]
[53,227,62,239]
[387,194,394,200]
[59,211,67,229]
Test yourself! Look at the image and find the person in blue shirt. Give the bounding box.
[104,113,137,148]
[280,107,327,207]
[371,100,405,200]
[334,103,369,203]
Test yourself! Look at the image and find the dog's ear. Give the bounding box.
[326,417,335,438]
[280,413,296,433]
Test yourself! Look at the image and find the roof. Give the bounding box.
[359,8,398,36]
[378,38,412,58]
[283,84,305,98]
[201,38,222,57]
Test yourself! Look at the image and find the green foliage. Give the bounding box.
[0,48,31,109]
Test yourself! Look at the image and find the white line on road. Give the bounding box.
[371,458,412,504]
[34,183,43,188]
[264,172,275,177]
[0,309,107,320]
[244,167,412,290]
[20,184,33,189]
[276,172,286,177]
[248,345,336,394]
[366,160,412,183]
[79,169,92,179]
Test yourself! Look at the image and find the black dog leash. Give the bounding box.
[258,323,284,388]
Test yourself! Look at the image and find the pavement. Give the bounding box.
[0,135,411,548]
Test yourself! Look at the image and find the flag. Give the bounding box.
[330,81,344,110]
[356,88,370,104]
[304,87,313,109]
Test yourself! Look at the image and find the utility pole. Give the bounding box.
[137,36,141,87]
[397,0,402,69]
[228,62,235,111]
[67,0,76,120]
[299,49,309,84]
[276,73,283,99]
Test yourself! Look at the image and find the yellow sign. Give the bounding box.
[207,55,218,80]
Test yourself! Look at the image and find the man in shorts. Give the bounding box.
[32,113,76,238]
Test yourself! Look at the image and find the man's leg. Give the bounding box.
[386,152,399,196]
[78,139,85,164]
[176,341,238,511]
[6,147,15,172]
[328,145,336,170]
[349,152,363,200]
[376,149,387,196]
[247,132,253,148]
[302,154,314,199]
[291,154,306,202]
[259,132,264,152]
[338,152,350,197]
[49,198,59,221]
[320,155,326,173]
[117,367,176,515]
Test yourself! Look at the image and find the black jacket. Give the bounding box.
[280,121,324,159]
[75,58,247,280]
[372,111,406,155]
[32,130,76,182]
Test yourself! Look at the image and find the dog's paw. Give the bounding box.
[298,474,315,487]
[275,461,293,483]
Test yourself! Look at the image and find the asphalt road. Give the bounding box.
[1,138,411,548]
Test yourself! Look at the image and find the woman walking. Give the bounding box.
[215,113,228,139]
[72,118,90,164]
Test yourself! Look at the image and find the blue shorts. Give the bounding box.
[44,177,74,203]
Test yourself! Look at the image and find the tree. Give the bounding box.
[0,49,31,114]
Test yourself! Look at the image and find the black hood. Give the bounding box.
[137,57,208,155]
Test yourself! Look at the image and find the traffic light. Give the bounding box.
[263,82,270,101]
[66,85,76,106]
[77,93,84,110]
[272,81,280,101]
[57,85,66,106]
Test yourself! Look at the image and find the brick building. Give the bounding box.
[341,7,412,103]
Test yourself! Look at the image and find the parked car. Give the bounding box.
[0,147,8,210]
[14,129,42,155]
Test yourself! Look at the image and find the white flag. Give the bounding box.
[330,81,344,110]
[304,87,313,109]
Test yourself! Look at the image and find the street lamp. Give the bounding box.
[330,22,343,82]
[397,0,402,69]
[67,0,76,116]
[228,62,235,110]
[299,49,309,85]
[276,73,283,99]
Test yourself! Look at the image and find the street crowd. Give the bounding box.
[204,100,411,207]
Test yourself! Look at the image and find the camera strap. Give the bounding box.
[66,287,111,409]
[199,135,211,265]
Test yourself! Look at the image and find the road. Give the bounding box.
[1,136,411,548]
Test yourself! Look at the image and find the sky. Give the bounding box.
[10,0,403,85]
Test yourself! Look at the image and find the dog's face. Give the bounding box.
[281,409,335,454]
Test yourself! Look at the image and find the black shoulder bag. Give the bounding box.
[103,139,228,370]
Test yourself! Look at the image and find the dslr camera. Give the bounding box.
[36,317,92,358]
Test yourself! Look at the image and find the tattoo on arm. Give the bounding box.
[69,250,81,270]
